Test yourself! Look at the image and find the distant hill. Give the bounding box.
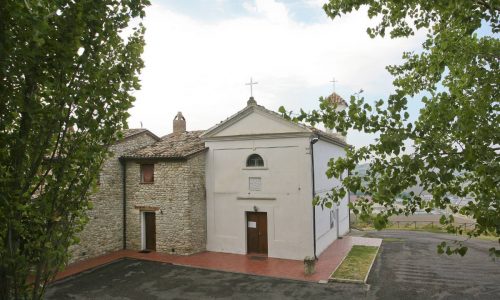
[353,163,427,196]
[352,164,471,208]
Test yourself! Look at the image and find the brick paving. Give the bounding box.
[55,236,368,282]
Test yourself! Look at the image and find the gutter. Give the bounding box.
[119,157,127,250]
[310,136,319,259]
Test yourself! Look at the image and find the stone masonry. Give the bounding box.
[69,130,158,263]
[125,151,207,255]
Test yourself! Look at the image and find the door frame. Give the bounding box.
[245,211,268,255]
[141,211,146,250]
[141,211,156,251]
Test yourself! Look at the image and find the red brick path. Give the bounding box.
[55,237,354,282]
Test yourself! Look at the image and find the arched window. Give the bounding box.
[246,154,264,167]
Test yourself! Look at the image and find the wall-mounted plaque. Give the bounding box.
[249,177,262,191]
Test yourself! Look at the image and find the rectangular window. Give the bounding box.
[141,164,154,183]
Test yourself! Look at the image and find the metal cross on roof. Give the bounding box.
[330,77,338,94]
[245,77,258,97]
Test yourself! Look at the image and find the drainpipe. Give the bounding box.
[347,169,351,233]
[119,157,127,250]
[310,136,319,259]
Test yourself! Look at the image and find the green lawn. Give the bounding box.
[331,245,379,282]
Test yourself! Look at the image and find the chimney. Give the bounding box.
[173,112,186,134]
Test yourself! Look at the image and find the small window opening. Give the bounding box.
[246,154,264,167]
[141,164,154,183]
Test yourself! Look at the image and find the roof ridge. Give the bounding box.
[124,129,206,159]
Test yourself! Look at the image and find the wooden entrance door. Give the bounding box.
[246,212,268,254]
[144,212,156,251]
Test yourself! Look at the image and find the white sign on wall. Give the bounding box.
[249,177,262,191]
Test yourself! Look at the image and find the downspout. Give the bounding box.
[310,136,319,259]
[348,169,351,233]
[119,157,127,250]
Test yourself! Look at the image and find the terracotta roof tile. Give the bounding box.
[123,130,206,159]
[327,92,348,107]
[122,128,148,139]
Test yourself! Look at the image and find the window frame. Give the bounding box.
[245,154,265,168]
[140,163,155,184]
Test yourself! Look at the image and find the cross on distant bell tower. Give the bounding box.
[245,77,258,97]
[330,77,338,94]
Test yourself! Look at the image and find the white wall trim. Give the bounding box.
[203,132,312,141]
[140,211,146,250]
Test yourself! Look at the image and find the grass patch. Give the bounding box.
[331,245,378,282]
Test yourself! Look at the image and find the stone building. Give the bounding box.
[121,124,207,255]
[71,95,350,263]
[70,113,206,262]
[70,129,160,262]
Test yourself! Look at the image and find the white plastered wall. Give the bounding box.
[313,139,350,256]
[205,137,315,260]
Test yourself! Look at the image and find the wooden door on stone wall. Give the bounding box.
[246,212,268,255]
[144,212,156,251]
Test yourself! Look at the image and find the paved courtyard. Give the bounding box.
[47,231,500,299]
[366,230,500,299]
[46,259,368,299]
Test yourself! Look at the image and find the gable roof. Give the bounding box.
[122,130,207,160]
[201,98,349,148]
[120,128,160,143]
[309,128,349,147]
[201,100,309,138]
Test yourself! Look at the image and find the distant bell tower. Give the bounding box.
[327,92,348,112]
[325,92,348,136]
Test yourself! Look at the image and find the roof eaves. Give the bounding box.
[254,105,312,133]
[184,147,209,158]
[119,155,188,161]
[312,130,350,148]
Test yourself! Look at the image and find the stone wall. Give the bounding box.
[69,132,157,263]
[186,153,207,253]
[125,152,206,255]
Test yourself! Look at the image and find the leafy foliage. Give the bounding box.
[285,0,499,257]
[0,0,149,298]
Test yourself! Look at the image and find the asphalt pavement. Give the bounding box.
[366,230,500,299]
[46,230,500,299]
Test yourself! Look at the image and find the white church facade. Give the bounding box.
[70,95,350,263]
[202,97,350,260]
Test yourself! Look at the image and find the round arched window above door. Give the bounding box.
[246,154,264,167]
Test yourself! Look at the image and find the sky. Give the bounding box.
[128,0,427,147]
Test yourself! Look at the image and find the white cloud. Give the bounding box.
[129,0,425,147]
[303,0,327,8]
[243,0,290,23]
